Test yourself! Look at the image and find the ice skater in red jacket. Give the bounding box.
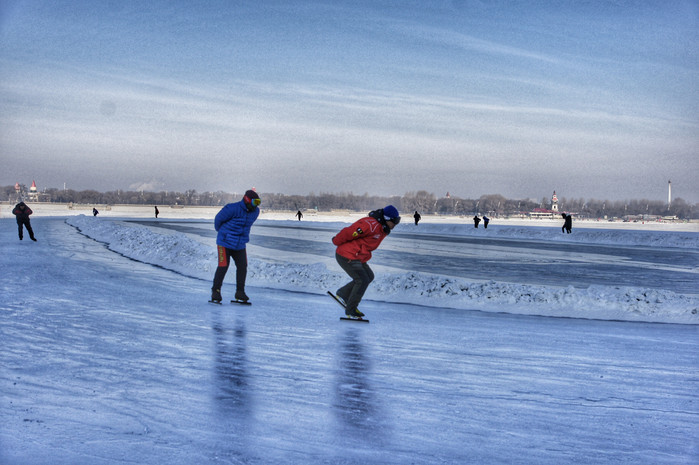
[332,205,400,318]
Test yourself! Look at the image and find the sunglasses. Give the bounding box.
[388,216,400,225]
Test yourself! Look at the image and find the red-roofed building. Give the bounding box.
[528,191,564,219]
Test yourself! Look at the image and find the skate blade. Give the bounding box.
[340,317,369,323]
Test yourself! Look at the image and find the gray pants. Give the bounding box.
[335,253,374,311]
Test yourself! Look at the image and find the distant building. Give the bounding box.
[16,180,50,202]
[529,191,563,219]
[27,180,39,201]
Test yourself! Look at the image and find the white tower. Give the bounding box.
[551,191,559,212]
[668,180,671,207]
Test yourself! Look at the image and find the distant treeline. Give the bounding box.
[3,185,697,219]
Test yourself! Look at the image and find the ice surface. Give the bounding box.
[1,214,698,464]
[64,214,699,324]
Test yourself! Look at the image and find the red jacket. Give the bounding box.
[332,216,388,262]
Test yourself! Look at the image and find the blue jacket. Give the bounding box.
[214,201,259,250]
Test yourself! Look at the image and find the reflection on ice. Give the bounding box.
[212,311,251,417]
[209,310,257,462]
[334,327,388,443]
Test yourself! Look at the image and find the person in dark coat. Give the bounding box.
[210,190,261,303]
[154,206,159,218]
[413,211,421,225]
[93,207,99,216]
[562,213,572,234]
[296,210,303,221]
[473,215,481,228]
[483,215,490,229]
[12,201,36,241]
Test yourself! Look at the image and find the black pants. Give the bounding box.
[335,253,374,311]
[16,218,35,240]
[212,246,247,292]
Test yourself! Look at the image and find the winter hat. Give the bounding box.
[383,205,400,223]
[243,189,260,201]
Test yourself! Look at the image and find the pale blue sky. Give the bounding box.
[1,0,697,202]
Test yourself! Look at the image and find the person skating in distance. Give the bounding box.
[332,205,401,318]
[13,201,37,241]
[210,189,261,304]
[562,213,573,234]
[413,210,421,225]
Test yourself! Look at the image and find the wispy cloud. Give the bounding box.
[1,1,697,200]
[382,19,563,65]
[4,59,695,164]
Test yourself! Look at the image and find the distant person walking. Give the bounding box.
[93,208,99,216]
[473,215,481,228]
[332,206,401,319]
[413,211,421,225]
[562,213,572,234]
[210,190,261,304]
[296,210,303,221]
[483,215,490,229]
[154,206,159,218]
[12,201,36,241]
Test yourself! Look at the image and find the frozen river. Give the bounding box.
[1,218,697,464]
[131,220,699,294]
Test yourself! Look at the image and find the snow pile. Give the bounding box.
[67,215,218,275]
[66,215,699,324]
[372,274,697,323]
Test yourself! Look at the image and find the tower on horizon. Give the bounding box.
[551,191,559,212]
[28,180,39,201]
[668,180,672,207]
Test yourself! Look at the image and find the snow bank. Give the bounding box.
[66,215,699,325]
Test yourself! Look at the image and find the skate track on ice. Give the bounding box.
[1,218,698,464]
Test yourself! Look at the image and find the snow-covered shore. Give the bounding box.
[3,202,698,232]
[65,213,699,325]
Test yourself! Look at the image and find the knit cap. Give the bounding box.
[383,205,400,222]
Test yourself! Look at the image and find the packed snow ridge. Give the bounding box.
[66,215,699,325]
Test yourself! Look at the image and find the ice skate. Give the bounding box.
[344,307,365,319]
[348,307,365,317]
[340,307,369,323]
[328,291,367,320]
[232,290,251,305]
[209,288,222,304]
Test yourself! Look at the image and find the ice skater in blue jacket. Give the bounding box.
[210,189,261,303]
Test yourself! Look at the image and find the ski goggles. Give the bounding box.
[244,196,262,206]
[387,215,401,225]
